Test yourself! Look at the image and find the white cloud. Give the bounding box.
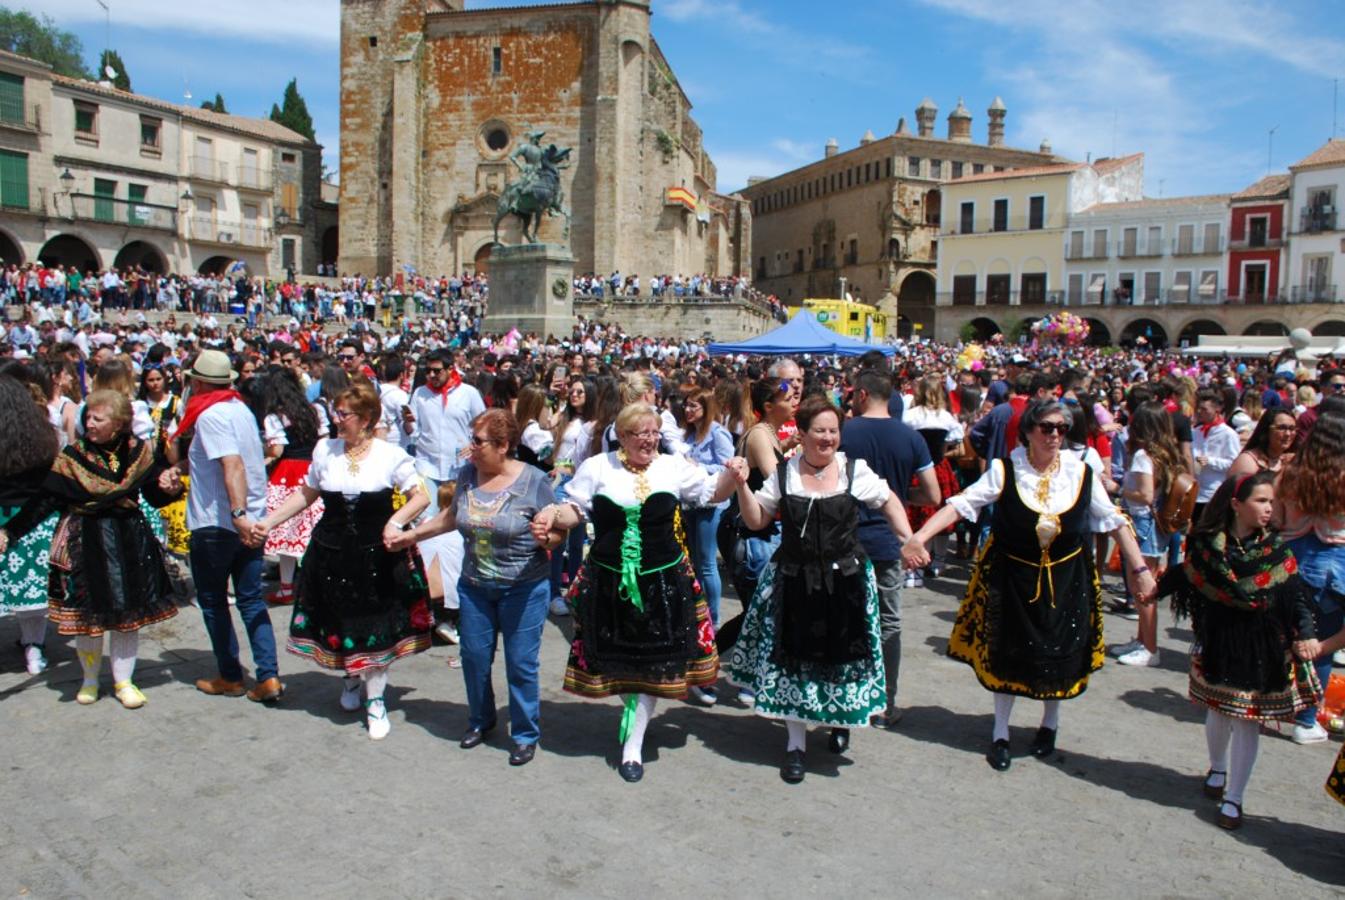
[659,0,873,64]
[709,141,819,194]
[41,0,338,47]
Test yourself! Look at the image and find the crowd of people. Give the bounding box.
[2,290,1345,829]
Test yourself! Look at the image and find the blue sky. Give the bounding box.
[38,0,1345,197]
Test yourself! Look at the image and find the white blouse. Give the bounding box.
[949,447,1128,534]
[263,413,288,447]
[753,452,891,517]
[566,451,717,515]
[303,437,421,496]
[902,406,965,443]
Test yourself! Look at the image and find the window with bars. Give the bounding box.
[0,149,28,209]
[1028,195,1045,230]
[0,72,23,124]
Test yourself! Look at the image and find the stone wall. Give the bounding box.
[574,296,776,341]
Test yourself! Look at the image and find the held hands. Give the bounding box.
[901,536,930,571]
[1294,638,1322,661]
[383,522,413,552]
[531,506,560,546]
[1131,570,1159,605]
[236,517,269,549]
[723,456,749,485]
[158,466,185,496]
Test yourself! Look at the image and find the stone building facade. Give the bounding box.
[740,98,1059,338]
[338,0,749,282]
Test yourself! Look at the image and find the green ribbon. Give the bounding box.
[618,505,644,612]
[619,694,639,744]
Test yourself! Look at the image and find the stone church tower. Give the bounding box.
[338,0,749,280]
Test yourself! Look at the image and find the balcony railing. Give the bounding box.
[70,192,177,231]
[190,156,230,183]
[1228,236,1283,251]
[1170,236,1224,256]
[0,101,42,132]
[937,290,1066,307]
[1053,289,1339,307]
[1291,284,1339,303]
[1064,243,1110,260]
[1115,240,1164,258]
[1298,207,1338,234]
[237,166,271,192]
[942,215,1050,236]
[189,215,271,247]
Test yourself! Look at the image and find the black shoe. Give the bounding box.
[459,723,496,749]
[870,708,905,730]
[781,749,806,783]
[987,739,1011,771]
[828,727,850,754]
[618,760,644,783]
[1030,727,1057,759]
[508,742,536,766]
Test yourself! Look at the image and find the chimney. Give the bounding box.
[987,96,1006,147]
[895,116,910,136]
[915,98,937,138]
[824,137,839,158]
[859,129,876,146]
[1040,138,1052,155]
[947,97,972,143]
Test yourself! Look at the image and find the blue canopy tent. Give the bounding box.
[707,309,895,357]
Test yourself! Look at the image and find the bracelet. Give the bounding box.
[1132,564,1150,575]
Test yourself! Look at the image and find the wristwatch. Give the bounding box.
[230,507,248,520]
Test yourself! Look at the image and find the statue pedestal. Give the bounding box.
[482,243,574,340]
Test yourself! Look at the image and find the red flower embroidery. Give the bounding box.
[1254,571,1272,588]
[1285,557,1298,575]
[409,599,432,631]
[697,617,716,653]
[326,634,341,649]
[570,638,588,671]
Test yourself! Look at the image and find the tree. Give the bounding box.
[98,48,129,90]
[0,7,90,78]
[269,78,315,142]
[200,93,227,114]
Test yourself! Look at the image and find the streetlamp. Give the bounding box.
[58,167,75,218]
[275,208,290,230]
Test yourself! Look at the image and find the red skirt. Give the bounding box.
[265,458,324,559]
[907,458,959,535]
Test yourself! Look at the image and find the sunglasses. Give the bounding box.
[339,354,358,361]
[426,367,446,375]
[1035,422,1069,435]
[331,409,354,421]
[470,435,494,447]
[1330,382,1345,391]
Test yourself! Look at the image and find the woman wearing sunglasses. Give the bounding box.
[902,399,1155,772]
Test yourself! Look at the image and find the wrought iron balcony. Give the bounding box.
[70,193,177,231]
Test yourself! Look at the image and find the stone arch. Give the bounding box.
[1311,318,1345,337]
[114,240,168,274]
[472,243,493,276]
[1245,320,1289,337]
[1119,317,1168,348]
[321,225,339,266]
[0,227,23,265]
[1083,317,1111,347]
[198,255,236,276]
[966,316,1001,341]
[1177,318,1226,347]
[923,188,941,226]
[38,233,100,272]
[898,270,934,306]
[986,257,1012,276]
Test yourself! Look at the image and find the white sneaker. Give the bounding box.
[1116,646,1160,667]
[366,698,390,741]
[339,677,362,712]
[1293,722,1329,744]
[23,644,47,675]
[550,597,571,617]
[737,687,756,706]
[689,685,717,706]
[1108,639,1144,658]
[434,621,460,644]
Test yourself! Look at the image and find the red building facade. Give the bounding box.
[1227,174,1289,302]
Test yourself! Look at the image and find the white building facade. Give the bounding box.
[1287,140,1345,304]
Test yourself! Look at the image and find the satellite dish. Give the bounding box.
[104,64,118,79]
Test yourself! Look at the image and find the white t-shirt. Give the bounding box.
[1123,448,1154,516]
[186,398,267,531]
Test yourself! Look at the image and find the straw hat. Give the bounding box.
[184,349,237,385]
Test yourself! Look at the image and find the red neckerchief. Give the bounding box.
[427,369,463,406]
[1198,415,1226,438]
[171,389,243,441]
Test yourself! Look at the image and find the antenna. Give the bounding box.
[1267,125,1278,175]
[94,0,111,79]
[183,75,192,102]
[1334,78,1339,138]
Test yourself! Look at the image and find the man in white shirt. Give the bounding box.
[401,348,485,640]
[377,355,413,451]
[1192,388,1241,525]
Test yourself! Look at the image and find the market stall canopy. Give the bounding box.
[707,309,895,357]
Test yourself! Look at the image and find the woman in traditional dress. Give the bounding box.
[0,389,181,708]
[259,381,432,740]
[728,395,914,784]
[531,402,741,783]
[0,371,61,674]
[902,374,963,585]
[902,399,1156,771]
[140,362,190,559]
[1156,471,1320,830]
[259,368,324,604]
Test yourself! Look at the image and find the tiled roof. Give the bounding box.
[52,74,314,146]
[953,162,1085,183]
[1081,193,1231,212]
[1290,140,1345,171]
[1232,174,1291,201]
[1092,152,1144,174]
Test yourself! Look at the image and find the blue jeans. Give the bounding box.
[189,527,278,683]
[549,476,584,598]
[1290,536,1345,727]
[687,505,724,626]
[458,577,550,744]
[732,531,780,602]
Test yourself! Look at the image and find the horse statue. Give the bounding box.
[493,142,573,246]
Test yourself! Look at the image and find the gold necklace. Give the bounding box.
[617,448,652,503]
[1031,453,1060,508]
[344,438,373,474]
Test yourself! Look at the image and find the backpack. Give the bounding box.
[1156,470,1198,534]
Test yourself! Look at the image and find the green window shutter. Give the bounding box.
[94,178,115,222]
[0,73,22,124]
[0,150,28,210]
[128,183,147,225]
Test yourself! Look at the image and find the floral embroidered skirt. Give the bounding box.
[264,459,324,559]
[563,555,718,699]
[1189,646,1320,722]
[159,477,191,557]
[0,506,57,616]
[727,561,886,727]
[287,538,432,674]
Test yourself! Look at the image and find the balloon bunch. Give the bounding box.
[1031,312,1090,345]
[956,342,986,371]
